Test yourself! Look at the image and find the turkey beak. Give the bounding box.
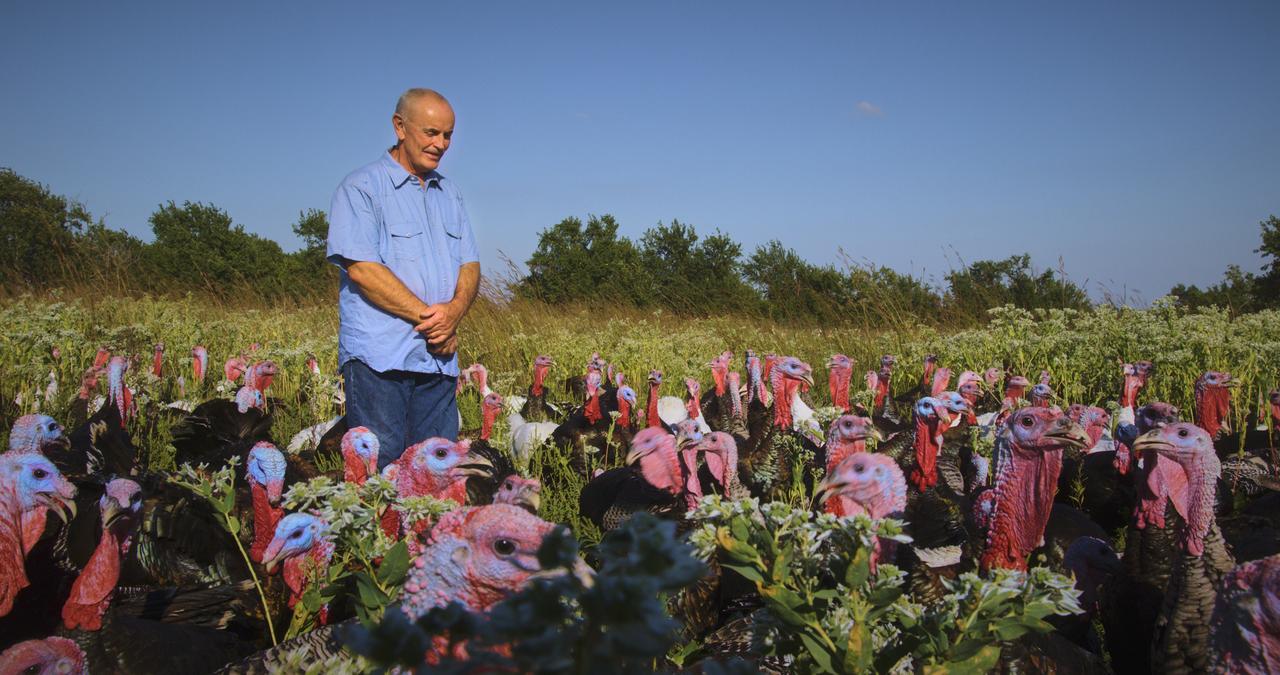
[1045,420,1090,449]
[1131,431,1172,460]
[814,476,846,506]
[800,372,815,389]
[46,493,77,523]
[102,498,126,529]
[530,557,595,588]
[867,426,884,443]
[519,488,541,514]
[456,453,494,478]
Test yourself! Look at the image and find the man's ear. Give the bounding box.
[391,113,407,143]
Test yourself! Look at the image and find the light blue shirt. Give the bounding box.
[327,152,479,376]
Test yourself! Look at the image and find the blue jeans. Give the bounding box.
[342,359,459,469]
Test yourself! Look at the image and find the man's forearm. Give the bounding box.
[449,262,481,316]
[344,260,429,323]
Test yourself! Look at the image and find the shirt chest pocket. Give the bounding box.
[385,221,424,262]
[441,222,462,262]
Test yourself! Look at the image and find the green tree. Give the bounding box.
[519,214,647,305]
[638,220,758,313]
[285,208,336,294]
[744,240,854,323]
[146,201,292,298]
[0,168,94,287]
[1170,265,1259,314]
[945,254,1090,321]
[1252,214,1280,308]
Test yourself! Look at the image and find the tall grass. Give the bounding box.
[2,292,1278,467]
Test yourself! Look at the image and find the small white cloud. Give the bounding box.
[855,101,883,117]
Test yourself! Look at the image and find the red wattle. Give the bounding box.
[250,483,282,564]
[62,530,121,631]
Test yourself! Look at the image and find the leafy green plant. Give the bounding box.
[346,513,715,674]
[687,496,1084,674]
[282,475,455,632]
[170,458,279,646]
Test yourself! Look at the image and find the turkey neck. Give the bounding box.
[772,378,800,429]
[646,381,662,428]
[829,369,851,412]
[909,415,943,492]
[825,438,868,475]
[1196,389,1230,439]
[584,391,603,425]
[0,485,31,615]
[616,397,632,430]
[283,539,334,609]
[531,364,548,398]
[481,405,499,441]
[62,525,125,631]
[343,450,371,485]
[981,439,1063,573]
[1169,449,1223,558]
[249,482,282,564]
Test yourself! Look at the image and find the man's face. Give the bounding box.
[393,99,455,174]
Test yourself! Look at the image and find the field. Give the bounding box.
[2,292,1279,671]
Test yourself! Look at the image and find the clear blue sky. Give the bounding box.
[3,1,1277,302]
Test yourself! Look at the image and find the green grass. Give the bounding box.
[2,292,1278,474]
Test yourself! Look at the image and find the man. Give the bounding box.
[327,88,481,469]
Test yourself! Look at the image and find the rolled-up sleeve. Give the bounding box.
[454,192,480,265]
[327,179,381,266]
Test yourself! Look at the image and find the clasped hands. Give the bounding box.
[415,302,461,356]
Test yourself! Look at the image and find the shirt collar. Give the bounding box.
[382,150,443,190]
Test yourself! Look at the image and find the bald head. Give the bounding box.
[395,88,451,117]
[391,88,455,175]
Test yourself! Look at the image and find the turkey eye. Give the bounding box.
[289,531,301,539]
[1178,429,1188,438]
[434,449,447,459]
[23,665,39,675]
[131,494,141,503]
[493,539,516,556]
[33,469,48,479]
[1020,417,1034,427]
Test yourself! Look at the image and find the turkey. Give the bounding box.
[1132,423,1236,675]
[739,356,820,499]
[578,427,685,533]
[260,513,335,620]
[816,452,907,568]
[875,396,953,493]
[826,354,854,413]
[379,438,495,540]
[822,414,881,477]
[170,386,273,470]
[1101,400,1186,675]
[7,414,70,457]
[397,504,581,664]
[1208,552,1280,673]
[979,407,1090,573]
[0,452,77,616]
[51,477,259,673]
[551,369,634,471]
[518,355,559,422]
[0,637,87,675]
[698,350,738,432]
[491,475,541,514]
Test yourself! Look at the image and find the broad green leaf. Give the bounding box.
[722,562,765,585]
[376,540,410,585]
[845,547,871,589]
[798,631,836,674]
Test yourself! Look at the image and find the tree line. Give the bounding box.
[2,167,1276,324]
